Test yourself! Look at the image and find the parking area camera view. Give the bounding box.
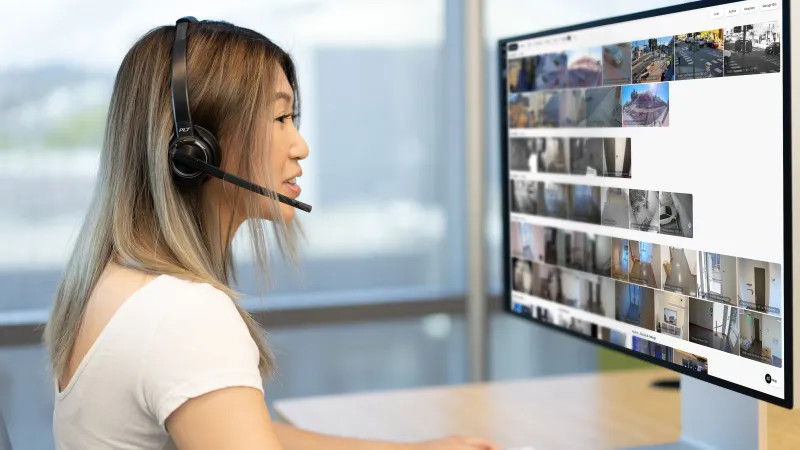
[505,2,785,399]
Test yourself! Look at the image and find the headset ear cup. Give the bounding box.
[193,126,222,169]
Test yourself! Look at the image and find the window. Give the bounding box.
[0,0,459,319]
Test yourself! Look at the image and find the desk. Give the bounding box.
[274,368,800,449]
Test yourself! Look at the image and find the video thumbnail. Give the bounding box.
[572,274,615,318]
[601,187,632,229]
[510,179,540,215]
[628,240,661,289]
[697,251,737,306]
[537,137,570,173]
[660,246,698,296]
[534,53,567,90]
[508,57,535,93]
[602,137,632,178]
[559,88,587,127]
[509,137,539,172]
[512,301,533,316]
[510,221,546,263]
[655,291,689,340]
[569,185,601,225]
[631,36,675,83]
[556,229,590,272]
[674,30,724,80]
[585,86,622,127]
[537,306,554,323]
[529,91,561,127]
[632,336,674,362]
[673,350,708,374]
[508,93,532,128]
[622,82,670,127]
[569,138,604,176]
[658,192,693,238]
[688,297,740,355]
[602,43,632,86]
[600,327,627,347]
[629,189,659,233]
[568,317,596,338]
[590,233,612,278]
[611,238,629,281]
[512,257,535,295]
[540,182,569,220]
[739,310,782,368]
[724,22,781,76]
[737,258,781,316]
[535,264,561,301]
[544,226,559,266]
[615,282,655,331]
[567,47,603,88]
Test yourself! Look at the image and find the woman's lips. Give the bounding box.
[283,178,301,196]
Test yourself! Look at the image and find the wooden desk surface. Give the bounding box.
[274,368,800,450]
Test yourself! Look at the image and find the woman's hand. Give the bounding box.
[414,435,501,450]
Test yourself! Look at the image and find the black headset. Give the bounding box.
[168,16,312,213]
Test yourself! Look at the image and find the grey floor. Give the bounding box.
[0,313,597,450]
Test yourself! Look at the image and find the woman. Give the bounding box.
[44,19,499,450]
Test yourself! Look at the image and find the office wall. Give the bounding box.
[762,315,782,359]
[720,254,737,300]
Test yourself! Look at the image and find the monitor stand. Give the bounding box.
[621,374,767,450]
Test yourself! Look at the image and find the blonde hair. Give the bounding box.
[44,20,302,379]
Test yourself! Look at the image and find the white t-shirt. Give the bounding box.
[53,274,265,450]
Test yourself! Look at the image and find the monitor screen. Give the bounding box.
[500,0,792,406]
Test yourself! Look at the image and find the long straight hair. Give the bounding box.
[44,20,301,379]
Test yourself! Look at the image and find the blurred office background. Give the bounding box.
[0,0,691,448]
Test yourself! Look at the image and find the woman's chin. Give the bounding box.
[279,203,296,223]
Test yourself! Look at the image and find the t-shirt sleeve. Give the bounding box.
[138,282,265,428]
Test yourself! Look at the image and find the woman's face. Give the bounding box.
[267,71,309,223]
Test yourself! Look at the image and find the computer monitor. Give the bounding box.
[499,0,796,412]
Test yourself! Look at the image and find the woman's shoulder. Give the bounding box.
[135,274,240,317]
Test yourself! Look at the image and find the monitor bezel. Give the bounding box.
[498,0,794,409]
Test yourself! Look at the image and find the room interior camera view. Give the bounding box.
[737,258,782,316]
[654,291,689,340]
[673,350,709,374]
[740,310,783,368]
[697,251,737,305]
[615,281,656,331]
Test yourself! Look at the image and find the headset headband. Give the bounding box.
[171,16,198,140]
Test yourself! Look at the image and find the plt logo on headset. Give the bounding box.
[167,17,312,213]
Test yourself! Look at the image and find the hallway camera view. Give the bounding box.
[629,189,660,233]
[655,291,689,340]
[541,182,570,219]
[602,137,631,178]
[615,281,655,331]
[585,86,622,127]
[628,240,661,288]
[590,233,612,277]
[724,22,781,76]
[622,82,670,127]
[569,138,604,176]
[689,297,740,355]
[631,36,675,84]
[510,179,540,215]
[674,29,724,80]
[510,220,546,263]
[611,238,629,281]
[739,310,783,368]
[658,192,693,238]
[569,185,601,225]
[660,246,698,296]
[566,46,603,88]
[737,258,781,316]
[697,252,737,306]
[602,42,632,86]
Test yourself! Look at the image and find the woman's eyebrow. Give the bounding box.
[275,91,293,104]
